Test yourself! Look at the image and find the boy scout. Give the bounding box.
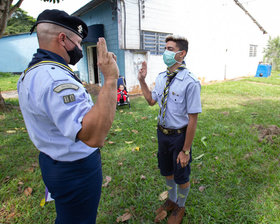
[138,35,202,224]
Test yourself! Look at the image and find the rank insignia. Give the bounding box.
[63,94,75,104]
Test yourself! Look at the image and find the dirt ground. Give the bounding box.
[1,83,141,100]
[251,124,280,143]
[84,83,141,99]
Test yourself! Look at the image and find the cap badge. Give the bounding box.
[77,25,83,34]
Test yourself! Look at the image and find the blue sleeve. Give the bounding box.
[151,75,164,102]
[151,87,158,102]
[186,81,202,114]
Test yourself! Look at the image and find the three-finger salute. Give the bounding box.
[97,37,119,80]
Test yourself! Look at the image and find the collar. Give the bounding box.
[28,48,68,67]
[163,62,189,81]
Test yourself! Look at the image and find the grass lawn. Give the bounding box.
[0,72,279,223]
[0,73,21,92]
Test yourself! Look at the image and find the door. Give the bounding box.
[87,46,100,85]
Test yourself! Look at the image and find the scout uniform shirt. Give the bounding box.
[17,49,97,161]
[151,68,202,129]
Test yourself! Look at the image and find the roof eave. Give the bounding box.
[72,0,107,17]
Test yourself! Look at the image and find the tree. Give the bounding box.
[263,36,280,71]
[5,8,35,35]
[0,0,61,38]
[0,0,61,111]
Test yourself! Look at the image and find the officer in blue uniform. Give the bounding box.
[138,35,202,224]
[17,9,119,224]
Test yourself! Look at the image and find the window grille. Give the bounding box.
[141,31,172,55]
[249,44,257,57]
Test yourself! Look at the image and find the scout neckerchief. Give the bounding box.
[160,63,186,125]
[22,60,83,85]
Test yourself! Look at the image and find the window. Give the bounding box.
[249,44,257,57]
[141,31,172,55]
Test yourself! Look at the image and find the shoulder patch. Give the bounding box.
[53,83,79,93]
[188,72,199,82]
[63,94,76,104]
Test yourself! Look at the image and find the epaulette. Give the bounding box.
[188,72,199,82]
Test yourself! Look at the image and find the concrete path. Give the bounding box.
[2,90,18,99]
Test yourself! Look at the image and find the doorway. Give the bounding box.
[87,46,100,85]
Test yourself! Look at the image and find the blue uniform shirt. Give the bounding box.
[17,49,97,161]
[152,68,202,129]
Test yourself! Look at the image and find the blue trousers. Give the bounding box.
[39,149,102,224]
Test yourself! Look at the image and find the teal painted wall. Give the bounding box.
[0,33,38,73]
[77,1,125,84]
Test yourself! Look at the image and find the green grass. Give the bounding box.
[240,70,280,85]
[0,72,21,91]
[1,72,280,223]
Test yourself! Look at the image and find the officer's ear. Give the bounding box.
[58,32,66,46]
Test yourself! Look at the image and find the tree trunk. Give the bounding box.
[0,0,24,38]
[0,91,6,111]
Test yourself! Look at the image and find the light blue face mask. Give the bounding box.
[163,50,182,67]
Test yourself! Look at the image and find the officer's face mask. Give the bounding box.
[163,50,182,67]
[65,36,83,65]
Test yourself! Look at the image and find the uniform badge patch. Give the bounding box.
[63,94,75,104]
[53,83,79,93]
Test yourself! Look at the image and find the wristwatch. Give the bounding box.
[182,150,190,155]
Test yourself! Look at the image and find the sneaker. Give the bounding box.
[154,199,177,223]
[167,205,185,224]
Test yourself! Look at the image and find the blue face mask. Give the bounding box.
[163,50,182,67]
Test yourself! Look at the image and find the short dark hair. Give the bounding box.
[165,35,189,54]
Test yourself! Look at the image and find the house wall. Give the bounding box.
[0,33,38,73]
[77,1,125,83]
[183,0,268,82]
[121,0,179,92]
[119,0,268,93]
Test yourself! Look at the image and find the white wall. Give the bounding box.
[120,0,268,93]
[120,0,140,49]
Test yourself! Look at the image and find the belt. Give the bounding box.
[158,124,187,135]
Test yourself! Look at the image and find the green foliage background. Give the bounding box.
[4,8,35,36]
[263,36,280,70]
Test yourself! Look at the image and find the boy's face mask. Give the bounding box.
[163,50,182,67]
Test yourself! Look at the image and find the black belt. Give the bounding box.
[158,124,187,135]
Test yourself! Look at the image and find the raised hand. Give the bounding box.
[138,61,147,81]
[97,37,119,81]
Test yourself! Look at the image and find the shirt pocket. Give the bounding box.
[168,90,185,115]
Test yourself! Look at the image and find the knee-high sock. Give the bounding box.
[177,186,190,207]
[166,179,177,203]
